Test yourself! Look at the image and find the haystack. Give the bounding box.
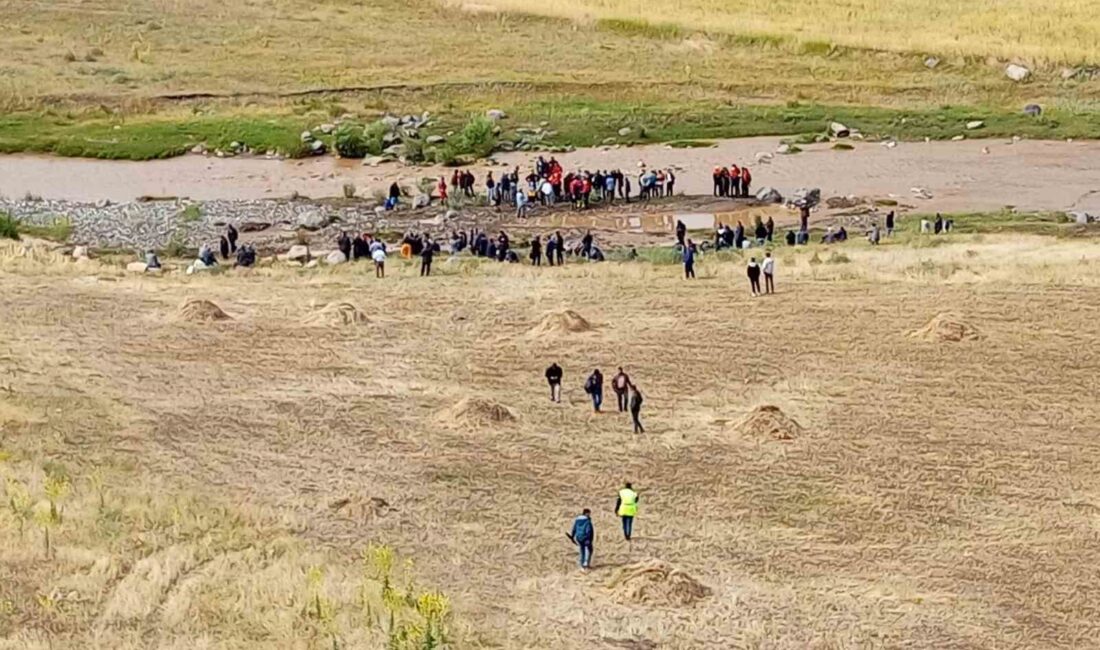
[177,299,231,322]
[440,398,517,427]
[302,302,368,326]
[607,559,710,608]
[733,405,803,440]
[911,313,981,342]
[528,309,595,336]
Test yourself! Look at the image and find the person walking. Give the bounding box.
[762,252,775,294]
[420,238,434,276]
[682,239,696,279]
[569,509,594,570]
[515,186,529,218]
[629,385,644,433]
[616,483,639,541]
[554,231,565,266]
[437,176,448,205]
[612,367,631,412]
[545,362,563,402]
[372,244,386,278]
[765,216,775,242]
[747,257,762,296]
[885,210,895,237]
[675,219,686,248]
[584,369,604,412]
[582,230,594,259]
[530,235,542,266]
[226,223,239,253]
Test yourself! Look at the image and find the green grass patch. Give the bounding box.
[898,210,1082,238]
[178,204,203,223]
[665,139,717,148]
[0,212,73,241]
[595,18,683,40]
[0,212,19,240]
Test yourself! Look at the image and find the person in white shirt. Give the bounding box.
[371,246,386,278]
[762,252,775,294]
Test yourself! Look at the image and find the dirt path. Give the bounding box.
[3,137,1100,213]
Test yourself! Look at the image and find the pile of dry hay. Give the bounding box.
[302,302,368,326]
[528,309,595,336]
[733,405,804,440]
[607,559,711,608]
[440,398,517,427]
[911,312,981,342]
[177,299,231,322]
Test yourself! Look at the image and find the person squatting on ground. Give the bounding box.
[616,483,639,541]
[630,384,644,433]
[612,367,631,412]
[545,362,563,402]
[762,252,775,294]
[585,368,604,412]
[569,509,594,570]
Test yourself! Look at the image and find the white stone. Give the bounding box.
[72,246,89,260]
[966,120,985,130]
[1005,64,1031,82]
[285,245,310,262]
[325,250,346,265]
[486,109,507,120]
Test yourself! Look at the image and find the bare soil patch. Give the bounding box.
[177,298,231,322]
[733,405,804,440]
[528,309,595,336]
[911,312,982,342]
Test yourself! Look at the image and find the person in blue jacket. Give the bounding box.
[569,508,594,570]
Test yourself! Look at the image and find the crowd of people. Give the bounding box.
[711,164,754,198]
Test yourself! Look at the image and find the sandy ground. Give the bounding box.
[3,137,1100,213]
[4,237,1100,647]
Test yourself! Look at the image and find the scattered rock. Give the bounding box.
[126,261,148,273]
[190,144,206,155]
[426,135,446,144]
[754,187,783,203]
[754,151,774,164]
[923,56,940,69]
[776,143,791,154]
[790,187,821,208]
[618,127,632,137]
[607,559,711,608]
[297,210,330,230]
[302,301,368,326]
[910,187,933,200]
[981,147,990,154]
[1005,64,1031,82]
[1070,211,1094,224]
[910,313,981,342]
[883,140,898,148]
[238,221,271,232]
[300,130,313,142]
[825,195,863,209]
[319,123,336,134]
[285,245,310,262]
[309,140,326,155]
[966,120,985,130]
[72,245,89,260]
[951,134,965,141]
[178,299,231,322]
[412,194,431,209]
[829,122,850,138]
[486,109,507,121]
[324,250,347,265]
[1023,103,1042,117]
[305,259,319,269]
[732,405,804,441]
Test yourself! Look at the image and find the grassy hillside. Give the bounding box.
[1,0,1098,159]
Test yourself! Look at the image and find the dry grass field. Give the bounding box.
[4,233,1100,647]
[469,0,1100,63]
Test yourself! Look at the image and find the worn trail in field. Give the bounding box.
[3,138,1100,213]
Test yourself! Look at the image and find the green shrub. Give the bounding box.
[334,122,369,158]
[457,116,496,159]
[363,121,388,156]
[404,138,426,164]
[1,213,22,240]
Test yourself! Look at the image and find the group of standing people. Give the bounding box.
[545,365,644,433]
[711,164,754,198]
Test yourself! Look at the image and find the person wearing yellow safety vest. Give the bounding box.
[615,482,639,541]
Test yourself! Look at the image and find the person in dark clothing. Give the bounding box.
[545,237,557,266]
[765,216,775,242]
[337,231,352,261]
[352,234,369,261]
[733,221,745,250]
[554,231,565,265]
[219,235,230,260]
[885,210,895,236]
[584,369,604,412]
[786,230,797,246]
[569,509,594,570]
[545,362,563,402]
[629,386,644,434]
[675,220,686,247]
[799,205,810,233]
[612,367,631,412]
[682,239,696,279]
[420,238,434,276]
[235,244,256,268]
[934,213,943,234]
[581,230,594,258]
[388,182,401,208]
[754,220,768,245]
[530,235,542,266]
[226,223,239,253]
[747,257,762,296]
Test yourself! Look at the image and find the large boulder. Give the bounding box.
[1005,64,1031,82]
[412,194,431,209]
[297,210,330,230]
[324,250,347,265]
[791,187,821,208]
[829,122,850,138]
[486,109,507,121]
[126,261,148,273]
[72,246,89,260]
[426,135,446,144]
[754,151,774,164]
[285,245,310,262]
[755,187,783,203]
[966,120,985,130]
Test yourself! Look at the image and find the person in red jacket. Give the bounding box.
[581,176,592,209]
[740,166,752,198]
[437,176,448,204]
[729,164,741,199]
